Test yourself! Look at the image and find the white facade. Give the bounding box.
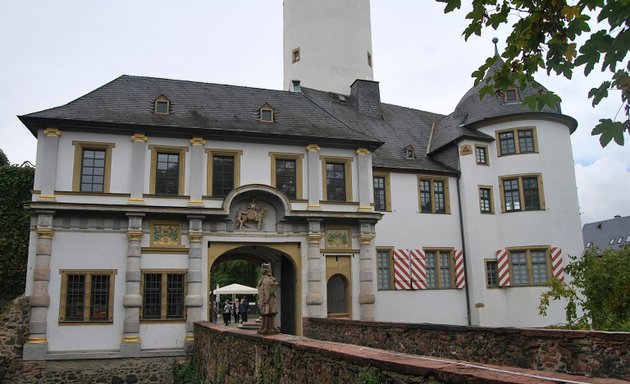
[283,0,374,94]
[20,1,584,360]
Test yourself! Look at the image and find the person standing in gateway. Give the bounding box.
[240,297,248,323]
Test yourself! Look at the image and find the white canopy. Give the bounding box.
[211,283,258,295]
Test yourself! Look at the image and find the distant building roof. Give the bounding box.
[582,215,630,251]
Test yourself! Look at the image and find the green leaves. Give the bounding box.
[437,0,629,147]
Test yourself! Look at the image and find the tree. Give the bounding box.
[210,259,259,290]
[0,149,8,166]
[538,247,630,331]
[439,0,629,147]
[0,164,34,302]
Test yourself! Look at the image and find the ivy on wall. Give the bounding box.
[0,164,34,302]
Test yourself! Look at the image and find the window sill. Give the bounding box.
[58,321,113,326]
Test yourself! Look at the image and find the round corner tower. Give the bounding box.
[283,0,374,95]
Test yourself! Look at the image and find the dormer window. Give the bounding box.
[154,96,170,115]
[259,103,274,123]
[404,145,415,159]
[504,88,520,104]
[292,48,300,63]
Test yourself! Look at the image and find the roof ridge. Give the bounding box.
[120,74,289,95]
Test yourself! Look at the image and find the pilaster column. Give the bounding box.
[305,219,324,317]
[185,215,204,350]
[120,213,144,356]
[188,138,206,206]
[128,134,148,203]
[358,221,376,321]
[356,148,372,212]
[23,211,54,360]
[306,144,321,210]
[38,128,61,201]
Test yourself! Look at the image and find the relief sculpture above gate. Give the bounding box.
[235,198,266,230]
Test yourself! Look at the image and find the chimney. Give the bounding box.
[350,79,382,119]
[614,215,621,218]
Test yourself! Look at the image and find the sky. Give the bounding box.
[1,0,628,225]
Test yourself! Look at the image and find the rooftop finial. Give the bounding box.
[492,37,499,56]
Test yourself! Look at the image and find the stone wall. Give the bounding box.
[303,317,630,380]
[0,296,185,384]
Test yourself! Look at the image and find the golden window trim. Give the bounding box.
[148,145,188,196]
[417,175,451,214]
[474,144,490,166]
[269,152,304,200]
[373,171,392,212]
[506,247,552,287]
[495,126,539,157]
[503,87,521,103]
[478,185,495,214]
[321,156,353,202]
[205,149,242,197]
[71,141,116,193]
[259,103,275,123]
[423,248,456,289]
[154,95,170,115]
[59,269,117,324]
[498,173,546,213]
[149,221,183,248]
[140,270,188,321]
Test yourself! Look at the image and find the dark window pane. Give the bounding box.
[518,130,535,153]
[434,181,445,213]
[90,274,110,321]
[155,100,169,114]
[143,274,162,319]
[480,187,492,213]
[475,146,487,164]
[486,261,498,287]
[531,250,548,284]
[166,274,185,319]
[419,180,432,213]
[373,176,386,211]
[511,251,529,285]
[522,177,540,210]
[212,156,235,197]
[65,274,85,321]
[377,250,391,289]
[276,159,296,199]
[80,149,106,192]
[326,162,346,201]
[499,132,516,155]
[155,152,179,195]
[327,275,347,314]
[503,179,521,211]
[439,251,452,288]
[425,251,437,288]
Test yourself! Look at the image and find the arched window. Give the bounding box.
[327,274,348,315]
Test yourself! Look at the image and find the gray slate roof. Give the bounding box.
[582,215,630,251]
[21,75,380,149]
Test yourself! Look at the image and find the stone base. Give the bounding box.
[23,342,48,360]
[119,342,141,357]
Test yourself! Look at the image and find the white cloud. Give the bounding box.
[575,156,630,224]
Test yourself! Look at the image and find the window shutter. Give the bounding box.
[496,249,511,287]
[393,249,411,290]
[409,249,426,289]
[550,247,564,281]
[454,249,465,289]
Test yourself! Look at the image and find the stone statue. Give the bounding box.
[257,262,279,335]
[236,198,267,230]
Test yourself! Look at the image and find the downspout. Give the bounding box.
[456,174,472,326]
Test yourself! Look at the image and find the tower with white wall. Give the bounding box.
[283,0,374,95]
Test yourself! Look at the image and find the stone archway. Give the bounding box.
[208,242,301,335]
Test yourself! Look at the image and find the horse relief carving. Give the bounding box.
[236,198,266,230]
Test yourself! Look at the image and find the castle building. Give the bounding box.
[20,0,583,360]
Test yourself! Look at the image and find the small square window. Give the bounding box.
[292,48,300,63]
[155,101,169,114]
[505,89,519,103]
[261,109,273,122]
[618,237,623,244]
[586,242,592,248]
[609,238,615,245]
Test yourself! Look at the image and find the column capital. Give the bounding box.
[44,128,61,137]
[190,137,206,146]
[359,234,374,245]
[307,234,322,244]
[127,231,143,242]
[36,228,54,239]
[131,133,148,142]
[121,335,141,343]
[188,232,204,243]
[25,336,48,345]
[306,144,320,152]
[356,148,370,155]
